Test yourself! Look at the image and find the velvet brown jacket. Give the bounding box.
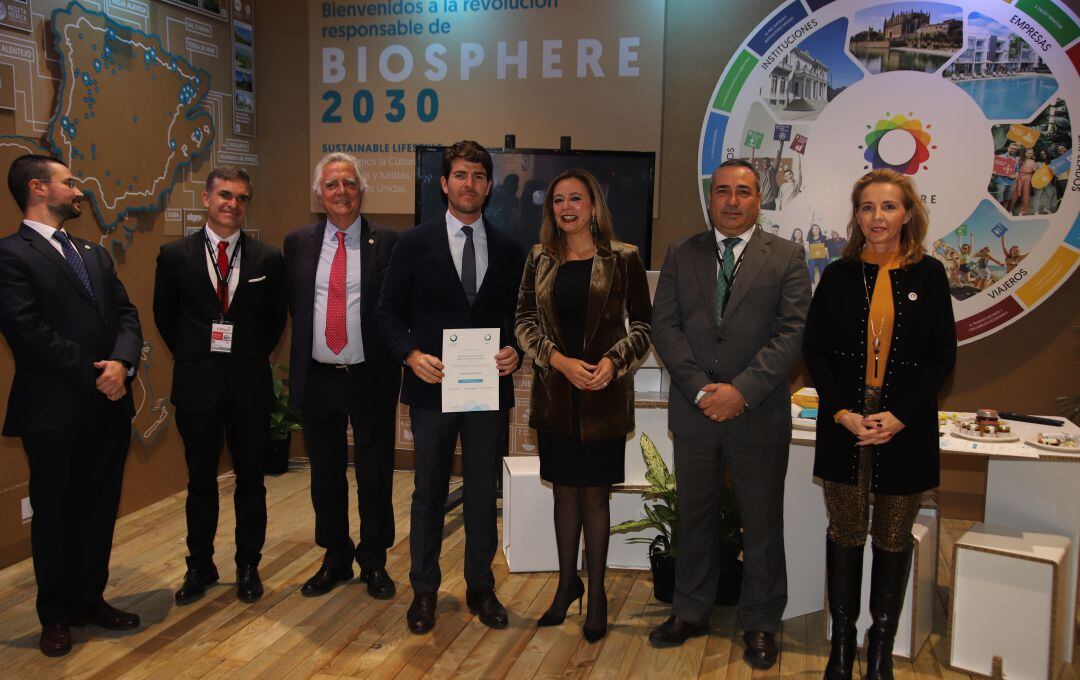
[515,241,652,442]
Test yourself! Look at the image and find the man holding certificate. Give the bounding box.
[376,140,525,635]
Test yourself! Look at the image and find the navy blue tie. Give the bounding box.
[53,230,97,301]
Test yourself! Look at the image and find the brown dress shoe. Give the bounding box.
[72,599,140,630]
[743,630,778,669]
[407,592,437,634]
[648,615,709,647]
[39,623,71,657]
[466,587,508,629]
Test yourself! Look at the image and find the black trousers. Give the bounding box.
[673,429,789,632]
[301,362,397,569]
[175,397,269,570]
[408,407,504,594]
[21,410,130,625]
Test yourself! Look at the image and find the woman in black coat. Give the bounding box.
[803,169,956,680]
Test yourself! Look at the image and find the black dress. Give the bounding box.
[537,258,626,486]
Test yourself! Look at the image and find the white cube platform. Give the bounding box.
[502,456,580,572]
[949,523,1071,680]
[826,515,937,659]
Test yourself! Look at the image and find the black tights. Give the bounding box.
[550,483,610,629]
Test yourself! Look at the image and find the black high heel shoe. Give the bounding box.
[537,577,585,627]
[582,595,607,643]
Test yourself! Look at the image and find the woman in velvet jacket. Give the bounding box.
[804,169,956,680]
[515,168,652,642]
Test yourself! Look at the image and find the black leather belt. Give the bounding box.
[311,360,365,374]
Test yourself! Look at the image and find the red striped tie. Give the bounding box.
[325,230,348,354]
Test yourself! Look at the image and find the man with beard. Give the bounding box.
[0,155,143,656]
[377,140,525,635]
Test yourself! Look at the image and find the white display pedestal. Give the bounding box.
[825,517,937,659]
[502,456,581,572]
[949,523,1071,680]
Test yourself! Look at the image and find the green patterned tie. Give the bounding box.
[716,237,741,321]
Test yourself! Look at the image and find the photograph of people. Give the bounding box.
[826,229,847,262]
[775,158,803,211]
[1007,149,1036,216]
[806,223,829,286]
[514,168,652,643]
[803,169,956,680]
[1000,232,1028,272]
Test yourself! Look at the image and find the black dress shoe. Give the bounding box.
[407,592,437,635]
[175,566,220,605]
[72,599,141,630]
[359,567,396,600]
[466,587,509,629]
[236,563,263,603]
[648,615,709,648]
[743,630,778,669]
[300,563,353,597]
[39,623,71,657]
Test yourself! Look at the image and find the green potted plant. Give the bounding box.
[266,364,302,475]
[611,433,742,604]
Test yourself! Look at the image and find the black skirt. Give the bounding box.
[536,258,626,486]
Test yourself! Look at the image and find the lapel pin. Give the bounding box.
[83,244,91,250]
[368,238,374,245]
[908,292,918,301]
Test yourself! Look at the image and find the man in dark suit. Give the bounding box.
[0,155,143,656]
[377,140,525,635]
[284,153,401,601]
[153,166,286,605]
[649,160,811,667]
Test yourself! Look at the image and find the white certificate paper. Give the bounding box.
[442,328,500,413]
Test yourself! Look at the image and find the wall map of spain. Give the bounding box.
[50,3,213,229]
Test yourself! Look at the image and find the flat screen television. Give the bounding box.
[414,146,655,267]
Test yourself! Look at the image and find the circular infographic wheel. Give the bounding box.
[699,0,1079,344]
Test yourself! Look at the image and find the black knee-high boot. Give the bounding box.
[824,539,864,680]
[865,544,913,680]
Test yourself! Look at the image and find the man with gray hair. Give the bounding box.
[283,153,401,599]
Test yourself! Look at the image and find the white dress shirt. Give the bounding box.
[312,218,365,364]
[713,223,757,276]
[23,220,86,262]
[202,226,241,308]
[445,210,488,290]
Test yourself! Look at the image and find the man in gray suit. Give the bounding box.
[648,159,810,668]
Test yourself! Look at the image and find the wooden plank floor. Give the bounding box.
[1,467,1077,679]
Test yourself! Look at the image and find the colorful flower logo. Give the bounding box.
[861,113,935,175]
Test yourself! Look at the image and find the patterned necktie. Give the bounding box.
[325,230,348,354]
[216,241,230,313]
[715,236,741,321]
[52,230,97,301]
[461,225,477,305]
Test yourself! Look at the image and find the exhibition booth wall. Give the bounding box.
[0,0,1077,568]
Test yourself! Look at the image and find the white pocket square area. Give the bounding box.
[247,276,267,283]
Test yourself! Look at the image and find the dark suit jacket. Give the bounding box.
[0,223,142,435]
[515,241,652,441]
[284,217,400,410]
[804,255,956,494]
[376,215,525,412]
[652,227,811,446]
[152,230,286,413]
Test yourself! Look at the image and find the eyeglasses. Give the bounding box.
[39,178,80,189]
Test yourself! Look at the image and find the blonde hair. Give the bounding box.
[841,169,927,266]
[539,168,618,260]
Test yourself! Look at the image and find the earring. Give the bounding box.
[590,215,598,235]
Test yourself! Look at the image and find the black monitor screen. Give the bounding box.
[414,146,655,267]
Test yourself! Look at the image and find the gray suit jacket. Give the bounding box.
[652,227,810,445]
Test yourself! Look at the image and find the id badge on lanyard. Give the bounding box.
[206,232,240,353]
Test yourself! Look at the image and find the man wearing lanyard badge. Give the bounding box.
[153,166,287,605]
[650,159,810,666]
